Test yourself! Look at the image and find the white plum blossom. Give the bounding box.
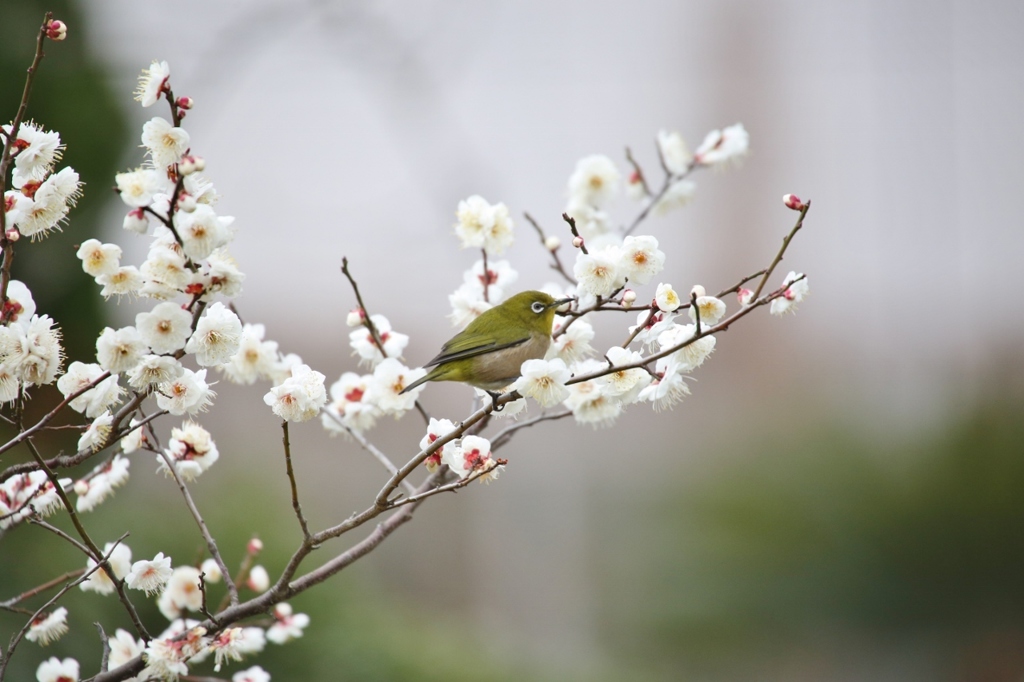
[567,154,620,208]
[128,354,183,390]
[443,435,499,481]
[141,116,190,169]
[200,558,223,583]
[263,364,327,422]
[57,362,121,418]
[694,123,749,167]
[618,235,665,285]
[74,454,130,512]
[236,627,267,656]
[174,203,235,261]
[5,122,61,184]
[603,346,651,404]
[115,167,166,207]
[657,129,692,175]
[0,314,63,386]
[108,629,145,670]
[266,603,310,645]
[141,626,206,680]
[447,282,493,328]
[770,271,809,316]
[76,239,122,278]
[461,258,519,302]
[185,302,242,366]
[419,417,459,472]
[547,317,595,365]
[76,409,113,450]
[564,198,614,241]
[639,359,691,411]
[126,552,173,595]
[512,358,571,407]
[563,359,622,427]
[220,323,279,384]
[657,323,716,371]
[653,179,697,215]
[157,566,204,620]
[348,314,409,366]
[366,358,425,415]
[140,235,191,299]
[96,325,147,373]
[0,471,70,528]
[246,565,270,593]
[574,246,626,297]
[322,372,380,435]
[120,418,148,454]
[454,195,515,255]
[26,607,69,646]
[689,291,727,326]
[97,265,144,300]
[159,421,219,481]
[197,248,246,299]
[156,367,215,415]
[655,282,681,312]
[4,279,36,323]
[135,60,170,107]
[35,657,79,682]
[628,309,676,349]
[80,541,132,596]
[136,301,193,355]
[211,628,247,672]
[15,166,81,239]
[233,666,271,682]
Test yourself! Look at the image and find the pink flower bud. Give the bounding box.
[5,228,20,242]
[176,96,194,110]
[123,208,148,234]
[782,193,805,211]
[572,236,584,249]
[247,537,263,555]
[46,20,67,41]
[346,308,365,327]
[737,288,754,306]
[176,192,196,213]
[178,155,205,175]
[621,289,637,308]
[544,235,561,251]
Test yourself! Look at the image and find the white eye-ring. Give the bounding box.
[531,301,546,314]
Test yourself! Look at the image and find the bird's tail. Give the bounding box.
[399,368,436,395]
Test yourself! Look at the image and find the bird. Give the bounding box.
[400,290,572,409]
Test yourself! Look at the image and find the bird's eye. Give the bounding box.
[531,301,546,314]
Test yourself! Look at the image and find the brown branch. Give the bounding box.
[340,256,386,354]
[281,421,311,542]
[749,200,810,301]
[322,410,416,496]
[561,213,588,254]
[523,212,575,284]
[154,449,238,608]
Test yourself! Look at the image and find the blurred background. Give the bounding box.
[3,0,1024,680]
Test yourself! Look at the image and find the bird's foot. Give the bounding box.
[486,391,504,413]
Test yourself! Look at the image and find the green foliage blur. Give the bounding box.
[594,387,1024,681]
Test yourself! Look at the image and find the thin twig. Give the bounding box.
[749,201,810,301]
[621,307,658,348]
[561,213,588,254]
[0,568,85,610]
[523,212,575,284]
[154,449,238,607]
[624,146,652,197]
[281,421,311,542]
[340,257,386,353]
[322,410,416,496]
[716,268,767,299]
[96,622,111,673]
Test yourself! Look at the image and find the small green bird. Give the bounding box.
[401,290,572,405]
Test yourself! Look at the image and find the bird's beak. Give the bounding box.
[549,297,575,310]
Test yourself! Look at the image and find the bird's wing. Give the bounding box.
[424,332,531,367]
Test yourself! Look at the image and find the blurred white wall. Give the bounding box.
[79,0,1024,670]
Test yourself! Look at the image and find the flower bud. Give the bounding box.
[73,479,89,496]
[176,192,196,213]
[544,235,561,251]
[690,284,706,299]
[737,288,754,306]
[45,20,67,41]
[5,228,20,242]
[178,155,205,175]
[621,289,637,308]
[572,236,584,249]
[247,537,263,555]
[247,564,269,592]
[782,193,805,211]
[200,558,223,583]
[176,96,194,110]
[123,208,148,234]
[346,308,365,327]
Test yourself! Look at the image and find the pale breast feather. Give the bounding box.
[465,332,552,390]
